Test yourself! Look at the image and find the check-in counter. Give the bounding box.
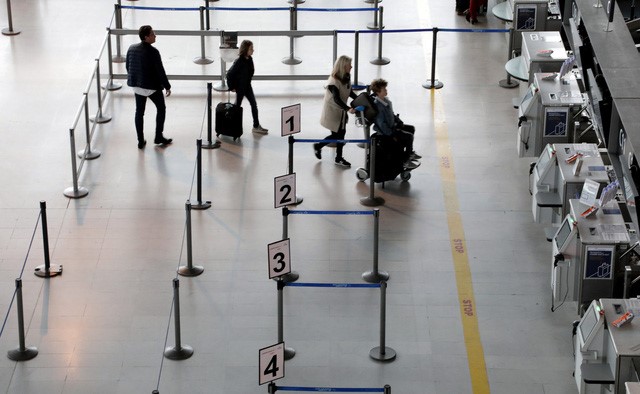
[505,31,568,82]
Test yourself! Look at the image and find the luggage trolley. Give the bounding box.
[351,93,417,183]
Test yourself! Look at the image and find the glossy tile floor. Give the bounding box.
[0,0,582,393]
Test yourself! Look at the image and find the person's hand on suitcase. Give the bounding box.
[166,89,171,97]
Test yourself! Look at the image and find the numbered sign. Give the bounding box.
[281,104,301,136]
[274,173,296,208]
[259,342,285,385]
[268,239,291,279]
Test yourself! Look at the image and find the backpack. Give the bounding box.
[351,92,379,122]
[226,60,239,90]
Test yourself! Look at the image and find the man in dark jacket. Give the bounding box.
[126,25,172,149]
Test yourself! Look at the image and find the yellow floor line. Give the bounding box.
[416,1,490,392]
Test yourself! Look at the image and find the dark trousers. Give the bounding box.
[134,90,166,142]
[395,124,415,157]
[317,111,348,158]
[235,85,260,128]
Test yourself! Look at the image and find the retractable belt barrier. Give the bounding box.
[268,382,391,393]
[281,207,388,284]
[275,279,395,362]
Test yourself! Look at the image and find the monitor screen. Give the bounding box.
[535,144,555,179]
[554,216,574,252]
[577,300,601,351]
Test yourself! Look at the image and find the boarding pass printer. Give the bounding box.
[551,199,633,315]
[573,299,640,394]
[531,143,610,224]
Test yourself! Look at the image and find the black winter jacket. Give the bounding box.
[126,42,171,91]
[232,56,255,92]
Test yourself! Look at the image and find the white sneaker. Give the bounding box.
[403,159,420,170]
[252,125,268,134]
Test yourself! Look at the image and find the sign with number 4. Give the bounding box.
[259,342,285,385]
[268,239,291,279]
[274,173,296,208]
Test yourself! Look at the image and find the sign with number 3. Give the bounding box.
[267,239,291,279]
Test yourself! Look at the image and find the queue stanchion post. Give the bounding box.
[369,281,396,361]
[499,28,519,88]
[112,2,125,62]
[178,201,205,276]
[282,7,302,64]
[370,6,390,65]
[7,279,38,361]
[384,384,391,394]
[191,140,212,209]
[204,0,210,30]
[202,83,221,148]
[277,279,296,360]
[78,93,102,160]
[277,207,299,283]
[91,61,112,124]
[64,128,89,199]
[422,27,443,89]
[164,279,195,360]
[332,30,338,65]
[105,29,123,91]
[194,6,214,64]
[288,136,303,205]
[360,135,385,207]
[367,0,381,29]
[34,201,63,278]
[268,382,277,393]
[214,31,230,92]
[362,209,389,282]
[352,31,366,90]
[2,0,20,36]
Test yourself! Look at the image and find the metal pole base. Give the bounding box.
[369,346,396,361]
[112,55,126,63]
[104,82,122,91]
[2,28,21,36]
[288,0,305,3]
[499,78,519,88]
[284,346,296,360]
[164,344,194,360]
[273,270,299,283]
[367,23,384,30]
[34,264,63,278]
[177,265,205,277]
[201,140,222,149]
[77,149,101,160]
[193,57,214,65]
[360,196,385,207]
[422,80,444,89]
[190,201,212,210]
[362,270,389,283]
[370,57,390,65]
[213,83,229,92]
[7,347,38,361]
[90,115,112,124]
[364,0,382,3]
[64,186,89,199]
[282,56,302,65]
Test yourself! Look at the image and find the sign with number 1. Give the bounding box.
[259,342,285,385]
[267,238,291,279]
[281,104,301,136]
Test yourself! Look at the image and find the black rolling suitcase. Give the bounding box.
[215,94,243,140]
[456,0,470,14]
[372,134,404,183]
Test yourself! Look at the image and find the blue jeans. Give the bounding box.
[134,90,166,142]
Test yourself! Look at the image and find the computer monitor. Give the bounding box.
[577,300,604,352]
[534,144,556,179]
[554,215,576,253]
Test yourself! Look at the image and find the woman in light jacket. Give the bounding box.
[314,55,357,168]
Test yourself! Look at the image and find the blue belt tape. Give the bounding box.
[289,210,374,215]
[285,282,381,288]
[120,5,200,11]
[207,6,289,11]
[277,387,384,392]
[294,138,369,144]
[297,7,378,12]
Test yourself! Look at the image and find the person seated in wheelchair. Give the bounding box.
[370,78,422,170]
